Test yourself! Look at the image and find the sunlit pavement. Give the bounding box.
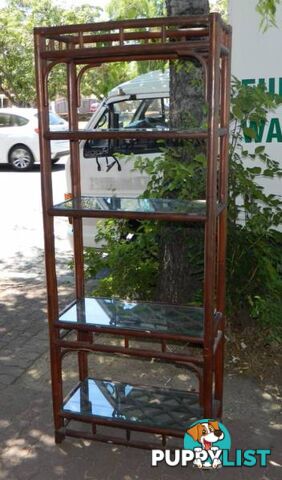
[0,161,71,261]
[0,159,73,387]
[0,162,281,480]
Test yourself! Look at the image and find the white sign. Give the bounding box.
[229,0,282,198]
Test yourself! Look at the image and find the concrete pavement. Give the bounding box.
[0,164,281,480]
[0,247,281,480]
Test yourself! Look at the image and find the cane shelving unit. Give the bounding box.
[34,13,232,449]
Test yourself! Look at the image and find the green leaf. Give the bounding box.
[255,145,265,154]
[243,127,257,139]
[263,168,274,176]
[247,167,262,174]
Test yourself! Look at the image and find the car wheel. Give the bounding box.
[9,145,34,171]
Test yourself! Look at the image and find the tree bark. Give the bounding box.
[0,85,17,106]
[166,0,209,16]
[156,0,209,305]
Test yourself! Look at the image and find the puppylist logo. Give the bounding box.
[185,419,229,468]
[152,419,271,469]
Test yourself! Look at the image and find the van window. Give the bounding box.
[128,98,169,129]
[84,97,169,158]
[96,110,109,130]
[113,99,143,128]
[84,109,110,158]
[112,98,168,129]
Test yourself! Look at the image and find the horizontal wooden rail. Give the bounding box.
[34,15,211,36]
[40,41,211,61]
[45,128,227,141]
[55,320,204,344]
[51,28,210,46]
[49,207,208,223]
[57,339,204,365]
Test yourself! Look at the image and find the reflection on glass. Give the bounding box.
[63,378,201,430]
[54,196,207,216]
[59,297,204,337]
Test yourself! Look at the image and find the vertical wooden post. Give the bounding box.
[214,26,232,415]
[34,32,64,436]
[66,60,89,381]
[203,13,221,417]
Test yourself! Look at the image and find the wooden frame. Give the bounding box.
[34,13,232,448]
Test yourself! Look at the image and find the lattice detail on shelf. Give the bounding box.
[63,378,202,431]
[59,297,208,338]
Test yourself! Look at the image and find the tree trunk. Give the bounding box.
[166,0,209,16]
[0,85,16,106]
[156,0,209,305]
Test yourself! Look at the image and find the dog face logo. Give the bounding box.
[187,420,224,450]
[186,420,226,469]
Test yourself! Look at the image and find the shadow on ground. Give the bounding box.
[0,163,65,174]
[0,235,281,480]
[0,376,281,480]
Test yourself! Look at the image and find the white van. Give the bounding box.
[66,67,282,247]
[66,70,169,247]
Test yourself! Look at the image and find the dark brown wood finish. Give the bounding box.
[45,128,228,141]
[66,58,90,382]
[35,15,211,36]
[58,340,204,367]
[34,13,231,448]
[55,321,205,344]
[49,207,208,223]
[214,27,232,415]
[34,32,64,434]
[202,13,221,418]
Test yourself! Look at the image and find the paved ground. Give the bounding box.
[0,164,281,479]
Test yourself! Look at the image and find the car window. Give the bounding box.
[0,114,12,127]
[12,115,29,126]
[36,112,66,125]
[49,112,66,125]
[0,113,28,127]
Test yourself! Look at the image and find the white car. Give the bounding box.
[65,70,169,247]
[0,107,69,170]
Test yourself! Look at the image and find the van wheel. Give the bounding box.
[9,145,34,171]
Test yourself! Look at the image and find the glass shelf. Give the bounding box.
[51,196,210,222]
[58,296,205,340]
[62,378,202,432]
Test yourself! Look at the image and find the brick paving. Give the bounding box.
[0,248,281,479]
